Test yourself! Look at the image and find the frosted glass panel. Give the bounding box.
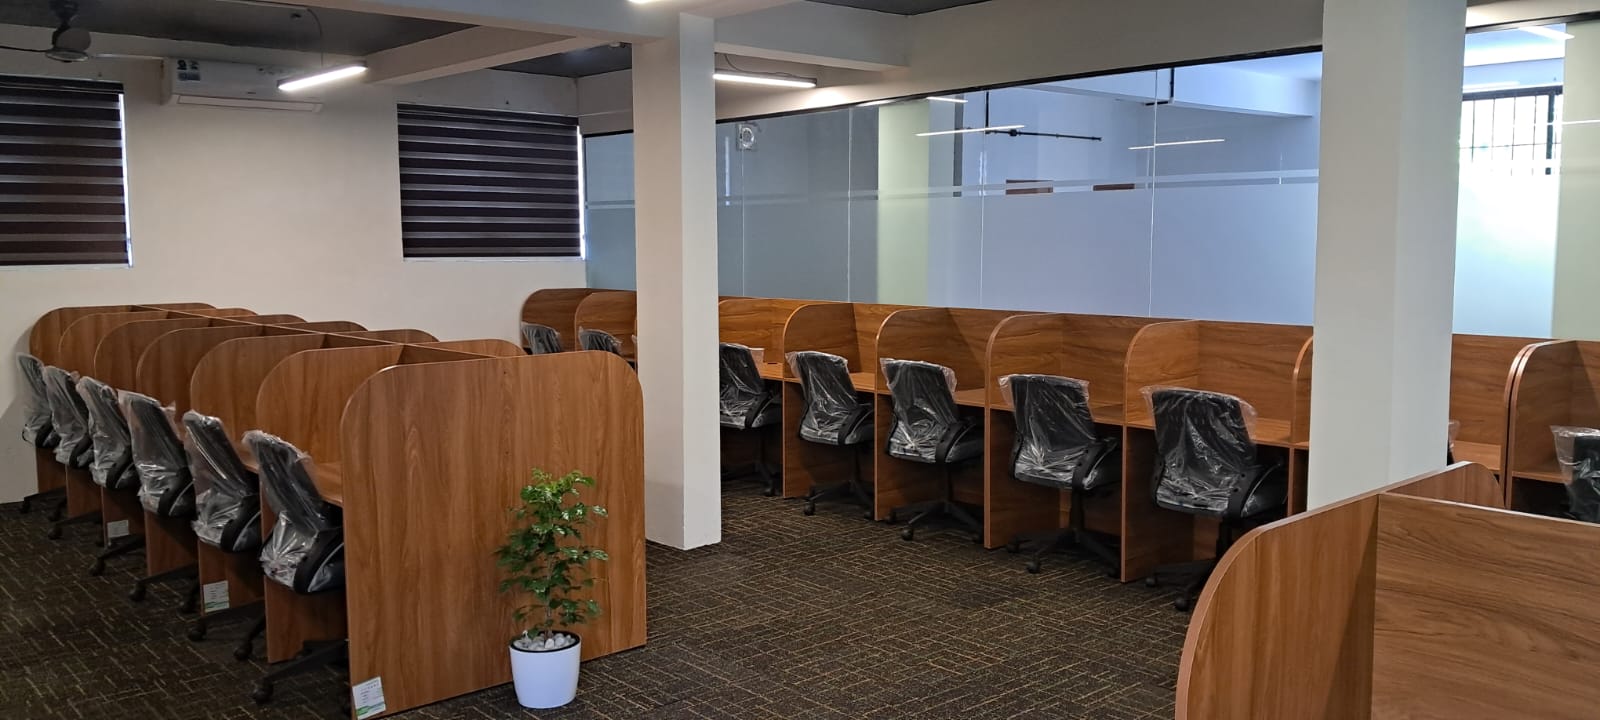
[1150,184,1318,323]
[922,195,986,307]
[1454,172,1558,336]
[977,190,1157,315]
[583,134,636,289]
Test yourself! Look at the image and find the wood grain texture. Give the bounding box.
[100,485,146,541]
[337,329,439,343]
[718,297,820,359]
[520,287,603,347]
[1505,340,1598,508]
[575,291,638,359]
[238,314,306,325]
[33,448,61,495]
[1449,334,1540,460]
[1372,493,1600,720]
[416,339,525,357]
[1121,321,1201,581]
[29,304,210,364]
[339,352,647,717]
[781,303,861,374]
[254,346,406,460]
[275,321,367,333]
[188,335,329,441]
[145,512,198,576]
[93,318,213,390]
[58,311,169,375]
[197,543,264,617]
[1176,462,1504,720]
[64,465,100,516]
[136,326,268,413]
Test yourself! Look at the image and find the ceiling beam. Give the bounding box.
[291,0,672,42]
[714,2,909,71]
[365,27,605,84]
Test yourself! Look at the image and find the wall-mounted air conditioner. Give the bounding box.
[161,58,323,112]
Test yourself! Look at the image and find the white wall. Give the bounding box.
[0,29,586,501]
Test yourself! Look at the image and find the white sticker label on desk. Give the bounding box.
[106,519,130,539]
[352,676,386,720]
[202,581,229,613]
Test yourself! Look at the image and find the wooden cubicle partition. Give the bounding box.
[275,320,367,333]
[574,290,638,359]
[1120,320,1312,582]
[136,326,301,416]
[416,338,525,357]
[95,317,241,390]
[1504,339,1600,511]
[340,351,646,718]
[871,307,1021,521]
[58,311,173,374]
[716,297,820,475]
[28,303,213,365]
[339,329,439,343]
[982,313,1163,549]
[520,287,603,348]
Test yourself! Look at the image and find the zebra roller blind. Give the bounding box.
[397,103,581,258]
[0,75,128,267]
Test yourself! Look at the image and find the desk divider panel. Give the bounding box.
[93,318,224,390]
[29,304,212,364]
[1175,462,1504,720]
[340,352,646,718]
[983,313,1162,549]
[276,321,367,333]
[138,326,294,415]
[339,329,439,343]
[716,298,820,476]
[776,302,869,498]
[575,291,638,359]
[1506,340,1600,510]
[1447,334,1541,473]
[239,314,306,324]
[58,311,172,375]
[417,339,525,357]
[521,287,603,347]
[1121,320,1202,581]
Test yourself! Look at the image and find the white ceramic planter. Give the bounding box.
[509,633,582,709]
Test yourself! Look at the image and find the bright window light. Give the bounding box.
[915,124,1024,137]
[278,64,366,92]
[712,71,817,89]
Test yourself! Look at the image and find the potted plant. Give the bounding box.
[496,469,609,709]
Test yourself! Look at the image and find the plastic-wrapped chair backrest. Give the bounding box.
[121,392,193,518]
[247,431,345,594]
[18,354,56,449]
[43,366,91,466]
[77,376,137,490]
[579,328,623,356]
[1004,374,1100,486]
[719,343,769,428]
[1146,387,1258,509]
[883,359,961,462]
[1553,426,1600,523]
[789,351,867,445]
[184,411,262,552]
[520,322,563,355]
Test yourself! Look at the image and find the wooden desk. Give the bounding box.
[849,371,876,393]
[521,287,604,351]
[575,290,637,359]
[757,362,785,381]
[1506,339,1600,511]
[954,388,986,408]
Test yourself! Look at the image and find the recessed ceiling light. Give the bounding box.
[713,71,816,89]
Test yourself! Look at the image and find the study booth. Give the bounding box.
[518,287,604,353]
[716,296,824,494]
[1504,339,1600,513]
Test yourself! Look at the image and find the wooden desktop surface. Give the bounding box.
[758,362,784,381]
[1125,415,1295,448]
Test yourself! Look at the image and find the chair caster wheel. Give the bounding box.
[18,498,30,514]
[1175,596,1191,612]
[803,502,816,516]
[1145,576,1159,588]
[188,624,207,642]
[49,505,64,522]
[971,533,983,545]
[900,527,915,541]
[128,584,147,603]
[763,487,778,497]
[46,525,62,540]
[88,559,105,577]
[251,682,273,705]
[1025,560,1042,574]
[233,645,252,662]
[1107,568,1122,580]
[885,511,898,524]
[1005,540,1021,554]
[862,510,875,521]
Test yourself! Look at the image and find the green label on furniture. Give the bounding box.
[352,676,386,719]
[106,520,129,539]
[202,581,229,613]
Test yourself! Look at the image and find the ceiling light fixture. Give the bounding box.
[713,71,816,89]
[1518,25,1573,41]
[859,99,895,107]
[916,124,1024,137]
[1127,138,1226,150]
[1462,80,1519,92]
[278,63,365,92]
[927,96,968,104]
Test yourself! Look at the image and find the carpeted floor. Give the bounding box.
[0,484,1188,719]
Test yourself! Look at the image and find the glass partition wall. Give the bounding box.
[585,20,1586,335]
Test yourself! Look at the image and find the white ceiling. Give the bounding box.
[1224,23,1572,81]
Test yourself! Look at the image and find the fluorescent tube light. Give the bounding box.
[278,63,366,92]
[927,96,968,104]
[916,124,1024,137]
[1519,25,1573,41]
[713,71,816,89]
[1127,138,1226,150]
[859,99,895,107]
[1463,81,1519,92]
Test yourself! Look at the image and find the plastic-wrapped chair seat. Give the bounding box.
[247,431,344,595]
[882,359,984,541]
[789,351,875,518]
[1002,374,1120,575]
[185,412,263,553]
[18,354,58,450]
[719,343,780,430]
[121,392,194,518]
[520,322,563,355]
[1144,386,1286,611]
[1552,426,1600,523]
[77,376,139,491]
[580,328,623,356]
[42,366,93,469]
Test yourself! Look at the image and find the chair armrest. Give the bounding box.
[1071,436,1119,488]
[1226,460,1286,520]
[936,417,980,463]
[836,403,873,446]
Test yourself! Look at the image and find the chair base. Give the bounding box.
[803,478,873,520]
[252,638,349,706]
[1144,559,1216,611]
[1011,527,1121,577]
[89,535,146,576]
[47,510,100,540]
[190,601,267,661]
[130,564,198,609]
[894,499,983,543]
[19,487,65,516]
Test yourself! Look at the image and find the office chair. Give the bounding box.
[790,351,874,519]
[184,411,266,661]
[78,377,147,575]
[1142,387,1286,611]
[1002,374,1120,575]
[719,343,782,496]
[16,353,65,518]
[121,391,199,607]
[883,359,984,542]
[246,431,348,706]
[520,322,563,355]
[579,328,624,356]
[1570,434,1600,523]
[42,367,99,541]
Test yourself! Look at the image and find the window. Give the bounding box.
[0,76,128,267]
[1460,87,1563,176]
[397,104,581,259]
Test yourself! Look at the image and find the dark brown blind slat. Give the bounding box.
[397,103,580,259]
[0,75,127,267]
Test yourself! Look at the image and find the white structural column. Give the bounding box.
[632,13,722,549]
[1307,0,1467,507]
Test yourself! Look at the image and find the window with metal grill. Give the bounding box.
[1460,87,1564,176]
[0,75,128,267]
[397,103,581,259]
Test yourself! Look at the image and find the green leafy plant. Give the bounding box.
[496,469,609,649]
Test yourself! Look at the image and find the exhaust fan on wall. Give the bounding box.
[44,0,91,62]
